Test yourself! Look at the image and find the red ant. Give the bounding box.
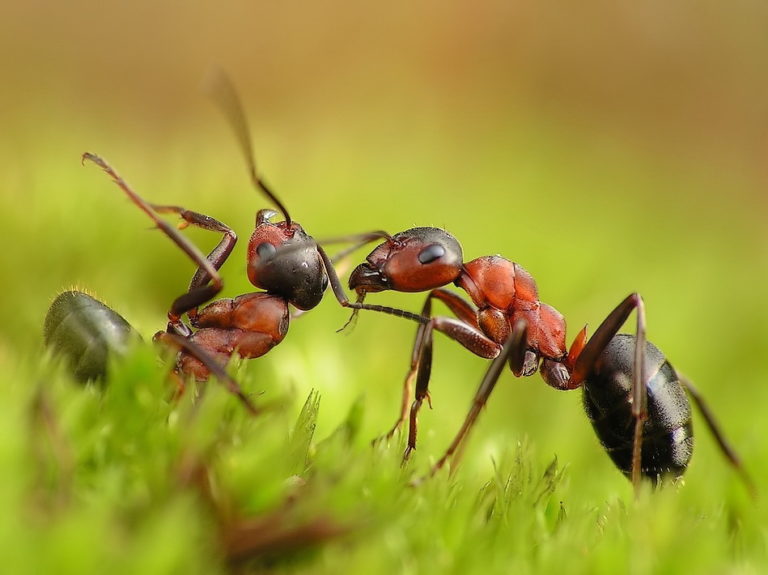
[47,73,418,413]
[348,227,754,491]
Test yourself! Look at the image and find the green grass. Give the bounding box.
[2,110,767,573]
[5,345,765,574]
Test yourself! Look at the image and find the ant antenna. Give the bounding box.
[337,293,365,334]
[205,69,292,225]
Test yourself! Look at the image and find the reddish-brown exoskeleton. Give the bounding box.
[80,74,414,414]
[348,227,753,491]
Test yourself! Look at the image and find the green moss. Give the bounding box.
[2,102,766,574]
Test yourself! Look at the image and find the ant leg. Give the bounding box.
[82,153,227,331]
[410,321,528,486]
[317,244,506,461]
[82,154,257,409]
[160,333,260,416]
[679,376,756,496]
[403,305,502,462]
[83,154,222,288]
[569,293,648,488]
[150,205,237,323]
[152,206,237,289]
[403,316,434,462]
[375,289,480,445]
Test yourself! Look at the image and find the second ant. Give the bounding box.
[46,73,417,413]
[346,226,753,492]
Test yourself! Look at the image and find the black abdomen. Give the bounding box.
[582,334,693,481]
[44,290,136,382]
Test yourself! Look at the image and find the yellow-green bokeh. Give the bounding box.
[2,0,767,501]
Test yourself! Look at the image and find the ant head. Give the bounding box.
[348,227,463,295]
[247,209,328,311]
[208,72,326,309]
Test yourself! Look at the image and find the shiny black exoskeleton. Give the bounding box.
[583,334,693,481]
[44,290,137,382]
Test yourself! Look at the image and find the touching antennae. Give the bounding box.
[205,69,292,225]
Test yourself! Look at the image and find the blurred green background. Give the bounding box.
[2,0,767,528]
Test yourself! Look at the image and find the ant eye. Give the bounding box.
[257,242,277,260]
[418,243,446,264]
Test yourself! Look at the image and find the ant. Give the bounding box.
[44,289,264,411]
[47,73,420,413]
[347,227,754,491]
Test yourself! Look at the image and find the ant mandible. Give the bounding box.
[347,227,753,491]
[48,73,418,413]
